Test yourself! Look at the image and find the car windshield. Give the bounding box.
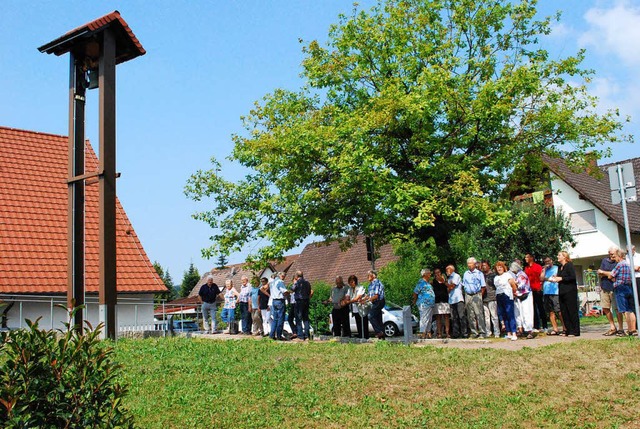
[384,302,403,311]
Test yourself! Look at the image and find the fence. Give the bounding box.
[0,295,328,338]
[579,270,601,316]
[0,294,195,337]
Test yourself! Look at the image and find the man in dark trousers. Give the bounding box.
[199,275,221,333]
[292,270,313,341]
[325,276,350,337]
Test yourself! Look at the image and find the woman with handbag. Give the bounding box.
[510,262,534,339]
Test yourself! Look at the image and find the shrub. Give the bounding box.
[0,309,134,428]
[309,281,333,335]
[379,238,439,307]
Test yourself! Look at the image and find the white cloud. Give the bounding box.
[579,1,640,65]
[549,22,571,38]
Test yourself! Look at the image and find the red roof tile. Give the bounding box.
[0,126,166,294]
[285,236,397,285]
[186,254,301,297]
[38,11,145,65]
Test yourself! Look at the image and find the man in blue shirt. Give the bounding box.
[269,272,289,340]
[462,257,487,338]
[597,247,624,336]
[541,256,562,335]
[446,264,468,338]
[366,270,386,339]
[605,249,638,336]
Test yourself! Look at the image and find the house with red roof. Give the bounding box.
[155,255,299,319]
[284,236,397,285]
[0,126,167,331]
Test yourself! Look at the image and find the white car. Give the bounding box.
[330,302,418,337]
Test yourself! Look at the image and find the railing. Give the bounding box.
[0,295,324,338]
[579,270,601,316]
[0,294,201,336]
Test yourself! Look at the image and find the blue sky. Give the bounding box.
[2,1,639,282]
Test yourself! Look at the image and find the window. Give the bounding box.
[570,210,597,234]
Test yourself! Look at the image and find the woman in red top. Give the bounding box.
[524,253,546,332]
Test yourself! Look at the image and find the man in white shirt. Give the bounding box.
[447,264,469,339]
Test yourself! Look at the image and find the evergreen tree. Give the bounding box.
[215,254,228,269]
[180,263,201,298]
[163,270,177,301]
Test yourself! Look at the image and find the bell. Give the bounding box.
[87,68,99,90]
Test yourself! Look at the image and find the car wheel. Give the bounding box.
[383,322,398,337]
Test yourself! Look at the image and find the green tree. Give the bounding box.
[215,254,228,269]
[164,271,177,300]
[186,0,629,266]
[180,263,201,298]
[448,202,575,265]
[378,238,439,306]
[153,261,177,302]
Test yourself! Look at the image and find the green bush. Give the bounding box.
[0,310,134,428]
[379,238,439,307]
[310,281,333,335]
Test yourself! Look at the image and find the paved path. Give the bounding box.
[190,324,638,350]
[411,324,630,350]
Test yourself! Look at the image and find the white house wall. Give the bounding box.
[551,175,622,259]
[3,293,156,332]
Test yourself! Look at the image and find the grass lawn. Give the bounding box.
[114,337,640,428]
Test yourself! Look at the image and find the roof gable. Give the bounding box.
[187,255,301,297]
[286,236,397,285]
[38,11,145,65]
[542,154,640,233]
[0,126,166,294]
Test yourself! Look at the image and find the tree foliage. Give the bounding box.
[0,311,134,428]
[186,0,629,265]
[448,201,575,264]
[379,238,439,306]
[215,254,229,269]
[153,261,177,302]
[180,263,201,298]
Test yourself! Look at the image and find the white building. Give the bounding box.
[543,154,640,285]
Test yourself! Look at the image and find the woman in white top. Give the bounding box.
[494,261,518,341]
[221,279,240,333]
[346,275,368,339]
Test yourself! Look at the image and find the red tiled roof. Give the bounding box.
[188,262,265,297]
[154,296,200,315]
[38,11,145,65]
[0,126,166,294]
[272,254,299,274]
[285,236,397,285]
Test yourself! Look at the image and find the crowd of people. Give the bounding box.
[411,248,638,340]
[197,269,389,341]
[197,247,639,342]
[410,252,579,341]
